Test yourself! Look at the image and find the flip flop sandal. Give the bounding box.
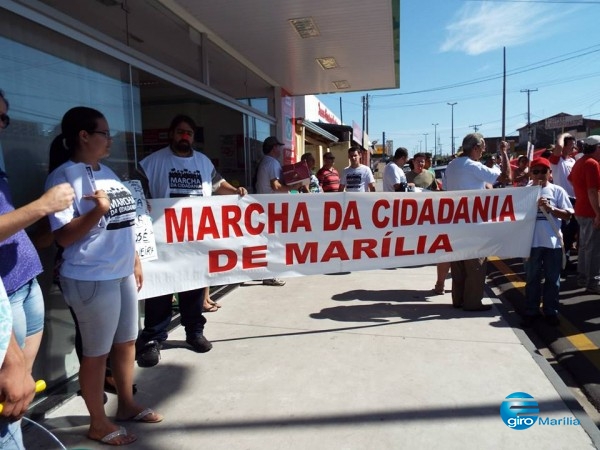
[117,407,164,423]
[89,426,137,446]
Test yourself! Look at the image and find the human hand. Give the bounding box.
[0,336,36,421]
[83,190,111,214]
[236,187,247,197]
[40,183,75,214]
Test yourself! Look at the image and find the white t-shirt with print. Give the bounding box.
[532,183,573,249]
[46,161,136,281]
[342,164,375,192]
[140,147,224,198]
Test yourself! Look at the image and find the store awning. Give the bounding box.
[298,119,339,142]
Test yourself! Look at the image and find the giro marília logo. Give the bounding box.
[500,392,539,430]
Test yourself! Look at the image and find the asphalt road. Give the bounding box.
[487,256,600,423]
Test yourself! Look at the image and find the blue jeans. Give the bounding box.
[0,419,24,450]
[525,247,562,316]
[8,278,44,347]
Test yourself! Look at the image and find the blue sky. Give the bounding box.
[318,0,600,157]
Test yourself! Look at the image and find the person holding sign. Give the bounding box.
[46,107,162,446]
[136,114,246,367]
[444,134,512,311]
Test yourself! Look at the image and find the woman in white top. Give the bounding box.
[46,107,162,446]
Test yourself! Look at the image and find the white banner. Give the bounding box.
[138,187,540,299]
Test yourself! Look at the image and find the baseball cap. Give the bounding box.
[263,136,284,148]
[583,135,600,146]
[530,157,551,170]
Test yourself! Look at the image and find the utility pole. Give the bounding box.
[432,123,439,161]
[418,140,422,152]
[423,133,428,154]
[470,124,482,132]
[447,102,457,155]
[521,88,538,145]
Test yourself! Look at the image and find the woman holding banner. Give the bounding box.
[45,107,162,446]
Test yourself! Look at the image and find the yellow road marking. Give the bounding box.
[489,257,600,372]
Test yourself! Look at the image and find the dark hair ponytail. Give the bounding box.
[48,106,105,173]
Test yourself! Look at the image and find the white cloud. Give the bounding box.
[440,2,563,55]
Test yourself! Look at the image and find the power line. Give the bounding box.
[371,44,600,98]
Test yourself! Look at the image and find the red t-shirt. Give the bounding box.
[568,155,600,217]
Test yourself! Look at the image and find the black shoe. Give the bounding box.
[186,335,213,353]
[520,315,541,328]
[544,315,560,327]
[136,340,161,368]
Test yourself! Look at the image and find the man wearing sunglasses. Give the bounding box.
[521,158,573,327]
[568,136,600,295]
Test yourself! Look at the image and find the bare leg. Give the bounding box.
[435,262,451,294]
[112,340,162,422]
[23,331,43,373]
[82,354,135,444]
[203,287,220,311]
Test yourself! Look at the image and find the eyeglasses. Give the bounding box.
[92,130,112,139]
[0,113,9,129]
[531,169,549,175]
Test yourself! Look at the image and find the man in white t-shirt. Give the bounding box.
[339,146,376,192]
[136,114,247,367]
[444,133,512,311]
[382,147,409,192]
[255,136,294,286]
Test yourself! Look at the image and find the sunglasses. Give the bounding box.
[0,113,9,128]
[531,169,549,175]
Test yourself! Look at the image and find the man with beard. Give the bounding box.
[136,115,246,367]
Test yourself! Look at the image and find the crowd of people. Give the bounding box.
[1,82,599,447]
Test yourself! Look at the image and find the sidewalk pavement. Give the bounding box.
[26,265,600,450]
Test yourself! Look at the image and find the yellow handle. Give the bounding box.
[0,380,46,414]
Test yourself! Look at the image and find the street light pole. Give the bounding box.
[432,123,439,163]
[447,102,457,155]
[423,133,428,155]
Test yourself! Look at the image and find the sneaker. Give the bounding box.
[136,340,161,368]
[263,278,286,286]
[186,335,213,353]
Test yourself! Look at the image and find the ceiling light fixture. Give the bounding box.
[333,80,351,90]
[289,17,320,39]
[316,57,338,70]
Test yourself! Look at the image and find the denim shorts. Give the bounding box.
[60,275,138,357]
[8,278,44,347]
[0,420,23,450]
